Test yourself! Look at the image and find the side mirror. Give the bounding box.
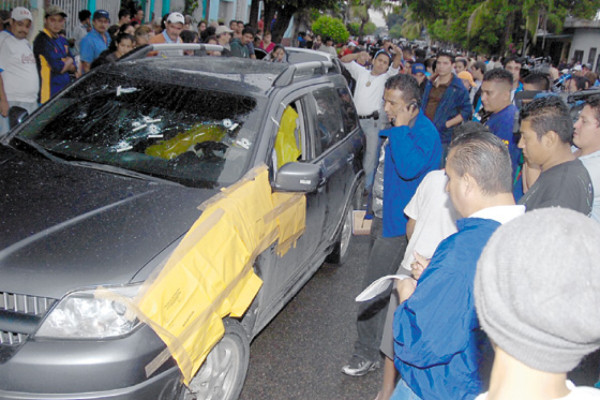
[9,106,29,129]
[273,162,321,192]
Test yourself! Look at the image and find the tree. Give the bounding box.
[389,24,404,39]
[262,0,338,42]
[405,0,600,56]
[312,15,350,44]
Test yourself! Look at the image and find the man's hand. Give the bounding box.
[411,251,430,280]
[393,102,419,127]
[396,277,417,302]
[61,57,76,74]
[0,97,9,118]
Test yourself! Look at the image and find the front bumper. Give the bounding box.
[0,324,183,400]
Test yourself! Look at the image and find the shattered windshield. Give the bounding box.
[15,71,265,187]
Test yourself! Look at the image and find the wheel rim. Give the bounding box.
[184,335,243,400]
[339,205,353,259]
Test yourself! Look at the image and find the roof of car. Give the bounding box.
[108,44,341,95]
[102,57,290,94]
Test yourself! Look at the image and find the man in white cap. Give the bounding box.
[147,12,185,57]
[0,7,39,136]
[215,25,233,55]
[150,12,184,45]
[474,207,600,399]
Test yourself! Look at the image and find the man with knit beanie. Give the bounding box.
[391,129,525,399]
[474,208,600,399]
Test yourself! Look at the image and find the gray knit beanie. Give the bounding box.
[475,208,600,373]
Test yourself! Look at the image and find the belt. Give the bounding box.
[358,111,379,120]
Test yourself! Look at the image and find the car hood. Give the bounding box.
[0,145,216,299]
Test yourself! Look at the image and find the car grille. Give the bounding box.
[0,292,57,346]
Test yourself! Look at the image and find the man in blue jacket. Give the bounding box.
[391,129,525,400]
[343,74,442,376]
[33,5,77,104]
[422,52,472,163]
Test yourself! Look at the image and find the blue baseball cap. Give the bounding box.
[93,9,110,20]
[411,63,426,75]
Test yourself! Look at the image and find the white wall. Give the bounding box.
[569,28,600,72]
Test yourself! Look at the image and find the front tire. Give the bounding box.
[181,319,250,400]
[326,184,361,265]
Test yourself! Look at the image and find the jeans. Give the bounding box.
[391,378,422,400]
[353,217,408,361]
[360,116,384,190]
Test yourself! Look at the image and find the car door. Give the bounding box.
[251,93,328,333]
[306,85,360,242]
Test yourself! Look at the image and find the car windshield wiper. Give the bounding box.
[11,136,68,164]
[69,160,182,186]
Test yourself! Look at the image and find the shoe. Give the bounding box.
[341,355,381,376]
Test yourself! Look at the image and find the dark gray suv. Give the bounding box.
[0,45,364,399]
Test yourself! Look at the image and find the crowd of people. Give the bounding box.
[0,6,297,136]
[334,33,600,400]
[2,5,600,399]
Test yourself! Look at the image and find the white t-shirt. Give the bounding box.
[343,61,399,116]
[0,31,39,103]
[475,381,600,399]
[579,150,600,223]
[398,170,459,272]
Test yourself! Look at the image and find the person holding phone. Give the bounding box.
[342,74,442,377]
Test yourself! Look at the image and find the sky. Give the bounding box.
[369,9,387,27]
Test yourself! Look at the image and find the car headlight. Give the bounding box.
[35,284,142,339]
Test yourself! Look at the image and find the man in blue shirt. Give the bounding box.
[392,129,525,400]
[33,5,77,103]
[80,10,111,73]
[342,74,442,377]
[481,68,520,176]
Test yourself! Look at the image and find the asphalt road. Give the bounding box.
[240,234,383,400]
[238,231,600,400]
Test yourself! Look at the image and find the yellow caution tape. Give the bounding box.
[101,164,306,385]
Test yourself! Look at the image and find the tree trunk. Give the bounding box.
[501,1,516,57]
[263,1,276,34]
[270,4,298,43]
[249,0,260,29]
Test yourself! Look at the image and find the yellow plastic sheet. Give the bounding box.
[145,124,226,160]
[121,165,305,385]
[274,106,302,169]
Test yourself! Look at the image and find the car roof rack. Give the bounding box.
[567,88,600,103]
[272,60,335,87]
[121,43,225,60]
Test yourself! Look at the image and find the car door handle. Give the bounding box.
[346,154,354,163]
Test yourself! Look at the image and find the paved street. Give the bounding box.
[240,234,383,400]
[239,232,600,400]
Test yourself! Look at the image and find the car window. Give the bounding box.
[310,88,346,155]
[337,87,359,134]
[15,71,266,188]
[272,101,307,174]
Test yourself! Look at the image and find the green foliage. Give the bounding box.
[363,21,377,35]
[347,22,361,36]
[387,12,405,30]
[309,9,322,22]
[389,24,404,39]
[312,15,350,44]
[403,0,600,56]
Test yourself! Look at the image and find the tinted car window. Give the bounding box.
[15,71,265,188]
[337,87,359,134]
[311,88,345,155]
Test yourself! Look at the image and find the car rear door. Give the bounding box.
[305,85,363,243]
